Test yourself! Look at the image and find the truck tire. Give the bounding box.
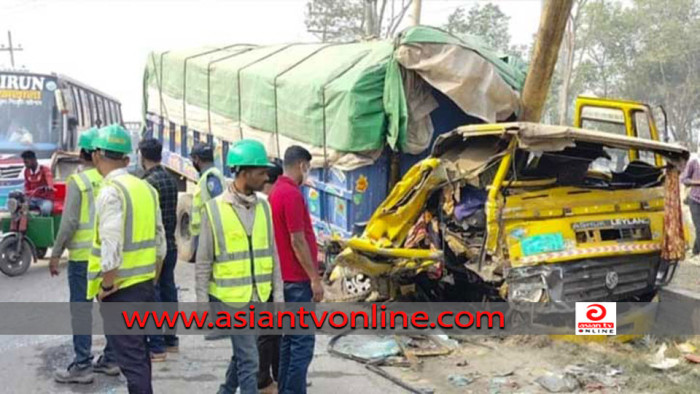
[176,193,196,263]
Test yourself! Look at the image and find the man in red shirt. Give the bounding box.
[21,150,54,215]
[269,145,322,394]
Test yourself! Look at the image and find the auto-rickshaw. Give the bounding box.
[0,183,66,276]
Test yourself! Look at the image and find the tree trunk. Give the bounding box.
[519,0,576,122]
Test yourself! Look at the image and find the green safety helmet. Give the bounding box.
[227,139,273,168]
[77,127,98,151]
[92,124,132,154]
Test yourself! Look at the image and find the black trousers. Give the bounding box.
[257,334,280,388]
[100,280,155,394]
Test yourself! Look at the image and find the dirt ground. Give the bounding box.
[374,335,700,394]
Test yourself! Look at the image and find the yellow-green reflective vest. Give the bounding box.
[190,167,226,236]
[87,173,159,299]
[67,167,102,261]
[205,196,274,304]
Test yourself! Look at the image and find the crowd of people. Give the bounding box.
[40,124,321,394]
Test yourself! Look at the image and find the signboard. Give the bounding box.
[0,74,54,104]
[0,72,59,149]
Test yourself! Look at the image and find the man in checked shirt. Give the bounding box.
[138,138,180,360]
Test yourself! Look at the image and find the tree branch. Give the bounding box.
[387,0,412,37]
[378,0,388,36]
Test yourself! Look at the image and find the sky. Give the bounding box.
[0,0,542,120]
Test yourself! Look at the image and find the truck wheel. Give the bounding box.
[0,236,32,277]
[176,194,196,263]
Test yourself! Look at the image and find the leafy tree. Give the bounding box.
[443,3,512,52]
[304,0,413,42]
[621,0,700,145]
[548,0,700,145]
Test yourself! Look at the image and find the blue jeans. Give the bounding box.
[68,261,116,367]
[28,197,53,216]
[210,295,259,394]
[148,249,179,353]
[278,282,315,394]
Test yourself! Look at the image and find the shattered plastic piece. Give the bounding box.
[684,354,700,363]
[535,374,579,393]
[489,377,508,394]
[432,334,459,350]
[333,335,401,361]
[448,374,474,387]
[649,344,680,370]
[675,342,697,354]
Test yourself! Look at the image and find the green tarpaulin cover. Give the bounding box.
[144,26,526,154]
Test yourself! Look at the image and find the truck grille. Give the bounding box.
[559,256,658,302]
[0,165,24,179]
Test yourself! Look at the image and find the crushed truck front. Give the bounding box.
[324,122,689,307]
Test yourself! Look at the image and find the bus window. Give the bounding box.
[115,104,122,123]
[104,101,112,124]
[96,96,105,126]
[71,86,84,127]
[88,94,98,126]
[108,101,116,124]
[81,90,92,125]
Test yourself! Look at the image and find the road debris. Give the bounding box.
[562,364,624,388]
[675,341,697,354]
[447,374,474,387]
[489,376,519,394]
[648,343,680,370]
[535,373,579,393]
[365,364,433,394]
[329,335,401,363]
[684,354,700,364]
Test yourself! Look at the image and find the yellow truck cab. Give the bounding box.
[324,121,688,318]
[574,96,665,167]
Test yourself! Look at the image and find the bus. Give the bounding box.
[0,70,122,208]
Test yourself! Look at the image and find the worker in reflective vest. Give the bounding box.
[189,142,226,239]
[88,124,166,394]
[50,127,120,384]
[195,139,283,394]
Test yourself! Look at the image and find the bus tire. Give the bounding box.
[176,193,196,263]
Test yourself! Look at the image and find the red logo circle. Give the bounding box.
[586,304,607,321]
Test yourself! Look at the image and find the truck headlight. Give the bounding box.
[509,279,547,302]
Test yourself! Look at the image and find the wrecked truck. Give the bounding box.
[324,122,689,309]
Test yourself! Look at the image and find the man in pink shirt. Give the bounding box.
[268,145,322,394]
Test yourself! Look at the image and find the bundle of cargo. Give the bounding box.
[143,25,526,242]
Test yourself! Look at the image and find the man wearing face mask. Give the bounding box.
[269,145,321,394]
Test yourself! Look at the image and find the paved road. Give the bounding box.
[0,258,405,394]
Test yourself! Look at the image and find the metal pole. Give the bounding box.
[8,31,14,67]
